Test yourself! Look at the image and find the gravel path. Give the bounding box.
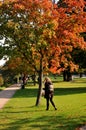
[0,84,21,109]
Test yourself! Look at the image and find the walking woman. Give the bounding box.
[44,77,57,110]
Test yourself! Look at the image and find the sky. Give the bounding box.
[0,39,6,66]
[0,59,6,66]
[52,0,59,4]
[55,0,59,3]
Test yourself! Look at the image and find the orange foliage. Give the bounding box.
[7,57,22,70]
[52,0,86,73]
[0,0,86,74]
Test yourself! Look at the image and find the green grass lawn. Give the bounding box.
[0,86,5,91]
[0,78,86,130]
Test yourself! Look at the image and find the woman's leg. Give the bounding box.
[50,96,57,110]
[46,97,49,110]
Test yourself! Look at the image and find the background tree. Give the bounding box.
[72,48,86,77]
[54,0,86,81]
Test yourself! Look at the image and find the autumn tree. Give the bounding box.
[0,0,86,105]
[54,0,86,81]
[0,0,59,105]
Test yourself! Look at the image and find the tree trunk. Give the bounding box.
[80,72,83,78]
[63,70,67,81]
[35,57,43,106]
[66,71,72,81]
[21,74,26,89]
[32,74,36,86]
[63,70,72,81]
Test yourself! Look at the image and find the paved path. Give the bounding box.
[0,84,21,109]
[76,125,86,130]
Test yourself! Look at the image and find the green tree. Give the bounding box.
[72,48,86,75]
[0,0,59,105]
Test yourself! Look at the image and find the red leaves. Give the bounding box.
[0,0,86,75]
[64,0,85,12]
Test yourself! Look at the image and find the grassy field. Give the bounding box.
[0,77,86,130]
[0,86,5,91]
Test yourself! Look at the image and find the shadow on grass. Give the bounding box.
[15,87,86,98]
[1,113,86,130]
[54,87,86,96]
[14,88,38,98]
[0,86,86,99]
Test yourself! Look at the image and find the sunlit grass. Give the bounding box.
[0,78,86,130]
[0,86,5,91]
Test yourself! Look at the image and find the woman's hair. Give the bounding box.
[44,77,52,83]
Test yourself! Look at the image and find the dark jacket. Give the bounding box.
[44,81,54,98]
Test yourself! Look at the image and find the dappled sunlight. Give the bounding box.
[0,109,85,130]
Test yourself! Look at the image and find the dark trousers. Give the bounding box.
[46,95,56,110]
